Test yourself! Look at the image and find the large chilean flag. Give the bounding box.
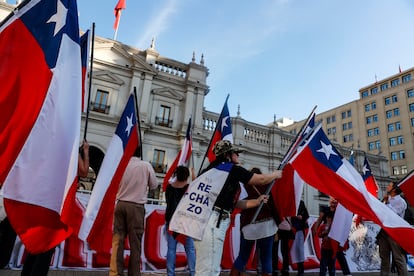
[78,94,139,253]
[0,0,82,254]
[289,124,414,255]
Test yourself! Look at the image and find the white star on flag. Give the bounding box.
[125,113,133,136]
[362,164,369,175]
[317,141,337,160]
[47,0,68,36]
[221,116,229,132]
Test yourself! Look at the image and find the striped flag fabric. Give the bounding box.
[271,112,315,218]
[206,97,233,163]
[288,124,414,255]
[362,156,379,198]
[78,94,139,253]
[0,0,82,254]
[80,29,91,113]
[162,118,192,191]
[398,170,414,207]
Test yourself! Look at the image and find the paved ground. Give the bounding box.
[1,269,413,275]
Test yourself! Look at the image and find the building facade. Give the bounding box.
[283,69,414,197]
[0,1,390,215]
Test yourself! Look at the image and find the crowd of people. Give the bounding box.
[0,139,412,276]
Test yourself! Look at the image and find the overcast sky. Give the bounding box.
[77,0,414,125]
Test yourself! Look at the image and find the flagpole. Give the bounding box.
[113,11,121,40]
[250,106,318,223]
[83,22,95,141]
[197,94,230,175]
[133,86,143,159]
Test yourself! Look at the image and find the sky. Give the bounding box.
[77,0,414,125]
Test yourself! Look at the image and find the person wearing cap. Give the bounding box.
[194,140,283,276]
[376,182,408,276]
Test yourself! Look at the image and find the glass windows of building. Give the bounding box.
[341,112,346,119]
[385,97,391,105]
[410,103,414,112]
[371,87,378,95]
[375,140,381,149]
[393,166,400,175]
[152,149,166,173]
[388,123,395,132]
[389,137,397,146]
[381,83,389,91]
[93,89,110,114]
[348,121,353,128]
[368,142,375,150]
[397,135,404,144]
[367,129,374,137]
[371,102,376,110]
[374,127,379,135]
[391,78,400,87]
[402,74,411,83]
[396,121,401,130]
[400,150,405,159]
[401,165,408,174]
[365,104,371,112]
[347,110,352,117]
[391,152,398,160]
[361,90,369,98]
[392,95,398,103]
[366,117,372,124]
[411,118,414,126]
[156,105,172,127]
[386,110,392,118]
[393,108,400,116]
[407,89,414,98]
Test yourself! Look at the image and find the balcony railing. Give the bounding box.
[91,102,110,114]
[155,116,173,128]
[150,162,167,173]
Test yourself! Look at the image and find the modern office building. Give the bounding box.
[283,68,414,195]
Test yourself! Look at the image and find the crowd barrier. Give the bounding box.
[6,196,414,273]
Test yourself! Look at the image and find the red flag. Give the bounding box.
[206,97,233,163]
[0,0,82,254]
[289,124,414,256]
[80,29,91,113]
[78,94,139,253]
[398,170,414,207]
[113,0,126,30]
[162,118,192,191]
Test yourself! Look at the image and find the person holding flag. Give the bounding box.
[173,140,282,276]
[376,182,408,276]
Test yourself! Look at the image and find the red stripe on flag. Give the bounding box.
[86,127,139,253]
[0,19,51,183]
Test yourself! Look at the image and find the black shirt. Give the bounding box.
[213,163,254,212]
[165,184,189,223]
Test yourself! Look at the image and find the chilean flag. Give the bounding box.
[80,29,90,113]
[0,0,82,254]
[398,170,414,207]
[78,94,139,253]
[362,156,379,198]
[289,124,414,255]
[206,98,233,162]
[271,112,315,218]
[162,118,192,191]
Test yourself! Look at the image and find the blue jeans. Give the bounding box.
[166,225,195,276]
[233,233,273,273]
